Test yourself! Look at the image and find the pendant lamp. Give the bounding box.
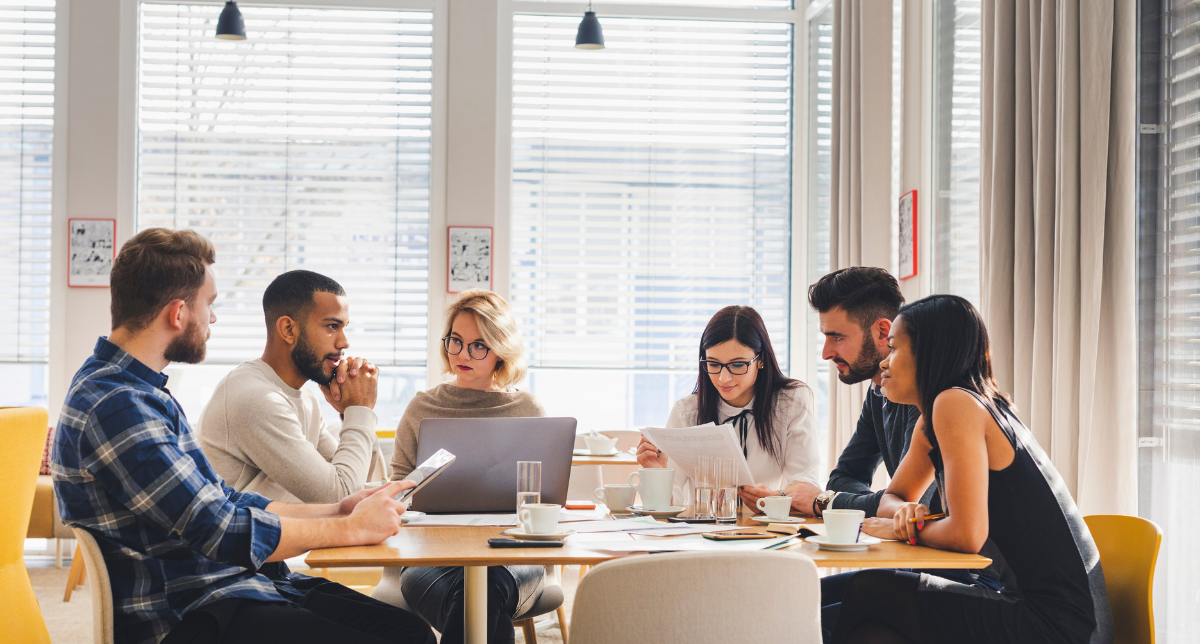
[575,2,604,50]
[215,1,246,40]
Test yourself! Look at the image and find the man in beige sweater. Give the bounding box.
[199,270,381,504]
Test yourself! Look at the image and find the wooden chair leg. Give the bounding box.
[556,605,569,644]
[63,544,86,602]
[517,618,537,643]
[55,538,63,568]
[578,564,590,579]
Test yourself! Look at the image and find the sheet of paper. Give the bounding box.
[641,423,755,485]
[565,517,666,533]
[577,534,796,552]
[403,514,517,527]
[559,508,610,522]
[632,524,741,536]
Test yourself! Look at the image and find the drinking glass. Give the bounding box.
[517,461,542,528]
[713,457,738,524]
[693,454,715,519]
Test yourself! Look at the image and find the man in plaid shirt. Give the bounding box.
[52,228,435,644]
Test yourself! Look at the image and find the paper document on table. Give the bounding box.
[403,514,517,527]
[578,534,797,552]
[641,423,754,486]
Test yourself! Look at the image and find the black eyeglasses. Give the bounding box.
[442,335,491,360]
[701,355,761,376]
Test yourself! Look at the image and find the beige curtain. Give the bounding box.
[827,1,894,471]
[979,0,1136,515]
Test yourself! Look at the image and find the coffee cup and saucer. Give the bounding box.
[626,468,684,518]
[502,503,576,540]
[807,509,881,551]
[751,496,803,523]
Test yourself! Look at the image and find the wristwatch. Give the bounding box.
[813,490,838,517]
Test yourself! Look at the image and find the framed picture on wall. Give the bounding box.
[447,226,493,293]
[898,190,917,280]
[68,218,116,288]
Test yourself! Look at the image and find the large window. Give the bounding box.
[0,1,53,407]
[932,0,981,305]
[1140,2,1200,641]
[136,2,433,423]
[806,4,832,455]
[511,13,794,428]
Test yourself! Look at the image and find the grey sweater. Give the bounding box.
[198,359,378,504]
[390,382,546,479]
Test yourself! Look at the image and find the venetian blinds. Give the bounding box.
[137,3,432,365]
[932,0,981,305]
[511,15,793,371]
[0,1,53,363]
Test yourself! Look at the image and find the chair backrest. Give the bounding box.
[1084,514,1162,644]
[0,407,52,644]
[73,527,116,644]
[569,550,821,644]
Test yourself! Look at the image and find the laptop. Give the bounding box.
[408,417,577,513]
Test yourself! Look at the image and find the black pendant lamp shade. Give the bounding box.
[575,3,604,50]
[215,1,246,40]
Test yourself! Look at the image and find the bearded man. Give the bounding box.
[198,270,382,504]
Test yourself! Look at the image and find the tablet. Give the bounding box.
[394,448,456,503]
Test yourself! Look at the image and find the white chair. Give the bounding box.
[569,551,821,644]
[72,527,115,644]
[374,565,568,643]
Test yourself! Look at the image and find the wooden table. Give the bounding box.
[570,450,639,466]
[307,514,990,644]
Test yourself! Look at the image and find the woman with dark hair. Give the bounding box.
[831,295,1112,644]
[635,305,820,509]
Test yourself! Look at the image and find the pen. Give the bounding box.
[907,513,946,524]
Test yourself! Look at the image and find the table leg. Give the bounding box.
[464,565,488,644]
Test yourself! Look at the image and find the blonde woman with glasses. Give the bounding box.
[376,290,546,644]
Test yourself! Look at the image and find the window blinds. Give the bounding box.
[932,0,981,305]
[137,3,432,365]
[0,1,53,363]
[511,15,793,371]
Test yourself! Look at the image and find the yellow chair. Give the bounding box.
[0,407,53,644]
[1085,514,1162,644]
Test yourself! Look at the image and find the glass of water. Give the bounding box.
[713,457,738,524]
[517,461,542,527]
[693,454,716,519]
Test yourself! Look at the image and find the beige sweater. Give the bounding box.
[198,359,378,504]
[390,382,547,479]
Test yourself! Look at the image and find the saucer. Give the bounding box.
[626,505,686,519]
[750,515,805,524]
[573,447,620,456]
[400,511,425,524]
[805,534,882,551]
[501,527,576,541]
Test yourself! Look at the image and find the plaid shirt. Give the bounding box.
[52,338,286,644]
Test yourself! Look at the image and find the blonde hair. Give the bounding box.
[441,290,528,389]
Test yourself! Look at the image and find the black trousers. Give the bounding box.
[161,577,435,644]
[399,565,523,644]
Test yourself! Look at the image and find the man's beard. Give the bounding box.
[834,333,884,385]
[292,330,340,386]
[163,317,209,364]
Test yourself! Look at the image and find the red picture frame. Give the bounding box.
[67,218,117,288]
[898,190,917,281]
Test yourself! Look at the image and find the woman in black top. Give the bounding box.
[833,295,1112,644]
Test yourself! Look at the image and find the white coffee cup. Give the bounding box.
[823,509,865,544]
[628,468,674,511]
[756,496,792,521]
[594,484,636,511]
[584,434,618,454]
[518,503,561,535]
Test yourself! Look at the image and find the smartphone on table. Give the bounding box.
[393,448,456,503]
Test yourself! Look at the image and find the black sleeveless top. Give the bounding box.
[925,388,1112,644]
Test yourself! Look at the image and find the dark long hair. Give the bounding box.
[695,306,799,464]
[896,294,1010,445]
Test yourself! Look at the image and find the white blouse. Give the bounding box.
[662,384,821,505]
